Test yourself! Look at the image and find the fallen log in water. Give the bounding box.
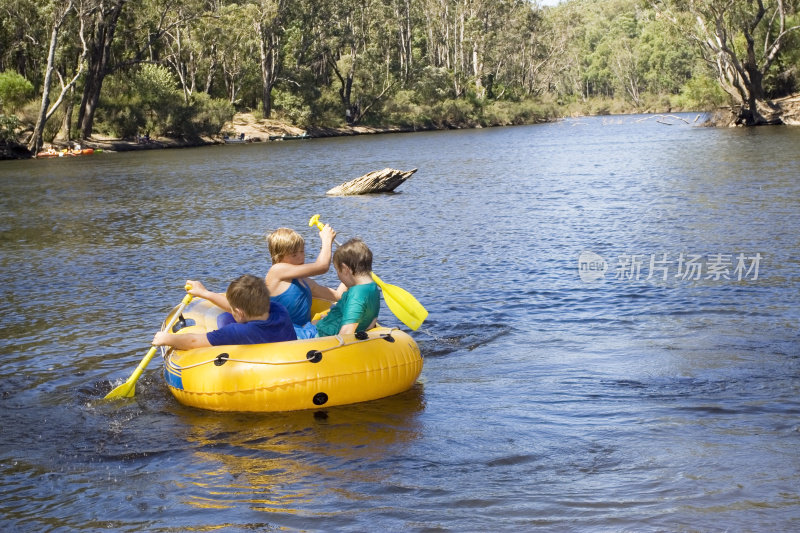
[326,168,418,196]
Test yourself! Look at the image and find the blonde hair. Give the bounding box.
[333,238,373,275]
[267,228,304,264]
[226,274,271,317]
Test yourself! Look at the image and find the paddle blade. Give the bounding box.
[104,293,192,401]
[104,345,159,400]
[371,273,428,330]
[104,379,135,399]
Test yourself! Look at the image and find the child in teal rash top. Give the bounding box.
[314,238,380,337]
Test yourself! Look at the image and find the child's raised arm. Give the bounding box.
[267,225,336,282]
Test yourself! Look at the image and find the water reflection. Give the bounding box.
[174,385,425,512]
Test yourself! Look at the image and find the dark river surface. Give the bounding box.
[1,115,799,532]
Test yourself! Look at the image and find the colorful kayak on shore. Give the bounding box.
[36,148,95,158]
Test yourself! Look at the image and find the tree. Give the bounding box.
[0,0,46,79]
[657,0,800,125]
[76,0,127,138]
[248,0,287,118]
[28,0,89,153]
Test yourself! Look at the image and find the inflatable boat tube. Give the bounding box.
[161,298,423,412]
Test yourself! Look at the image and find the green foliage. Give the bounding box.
[764,20,800,98]
[96,66,233,138]
[95,73,146,138]
[273,89,312,126]
[676,75,728,110]
[310,86,348,127]
[383,89,432,129]
[95,65,185,138]
[432,99,477,128]
[0,113,20,142]
[135,64,184,135]
[481,99,559,126]
[412,67,454,103]
[168,92,235,138]
[0,70,34,112]
[4,0,797,139]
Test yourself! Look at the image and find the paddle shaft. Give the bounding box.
[104,292,193,399]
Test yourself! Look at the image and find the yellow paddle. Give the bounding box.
[104,288,193,399]
[309,214,428,330]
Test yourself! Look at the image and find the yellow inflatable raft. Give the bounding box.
[160,298,423,412]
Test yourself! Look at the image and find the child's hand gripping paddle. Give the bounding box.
[104,286,193,399]
[309,215,428,330]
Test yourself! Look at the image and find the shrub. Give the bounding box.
[173,92,234,138]
[431,98,476,128]
[412,66,454,103]
[677,75,727,111]
[383,90,432,129]
[135,65,184,135]
[96,73,145,138]
[0,70,34,113]
[310,87,346,126]
[0,114,20,142]
[273,89,312,126]
[97,66,232,138]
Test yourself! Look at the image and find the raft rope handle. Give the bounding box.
[164,330,398,371]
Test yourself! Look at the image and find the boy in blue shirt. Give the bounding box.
[314,238,380,337]
[152,274,296,350]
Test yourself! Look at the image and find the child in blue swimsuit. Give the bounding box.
[265,225,343,338]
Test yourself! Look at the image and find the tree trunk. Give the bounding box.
[77,0,127,139]
[28,3,73,154]
[326,168,418,196]
[676,0,800,126]
[59,86,74,142]
[257,24,278,118]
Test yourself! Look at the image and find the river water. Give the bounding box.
[1,115,798,532]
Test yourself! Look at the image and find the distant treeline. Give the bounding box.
[1,0,798,150]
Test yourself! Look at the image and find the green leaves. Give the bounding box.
[0,70,34,113]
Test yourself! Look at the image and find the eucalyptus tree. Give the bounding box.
[655,0,800,125]
[247,0,288,117]
[307,0,398,124]
[463,0,523,99]
[636,10,695,96]
[76,0,128,139]
[499,2,562,97]
[538,1,588,99]
[606,14,645,106]
[391,0,414,83]
[160,0,208,102]
[0,0,47,80]
[28,0,90,153]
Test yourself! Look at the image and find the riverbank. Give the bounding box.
[3,94,799,160]
[0,114,423,159]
